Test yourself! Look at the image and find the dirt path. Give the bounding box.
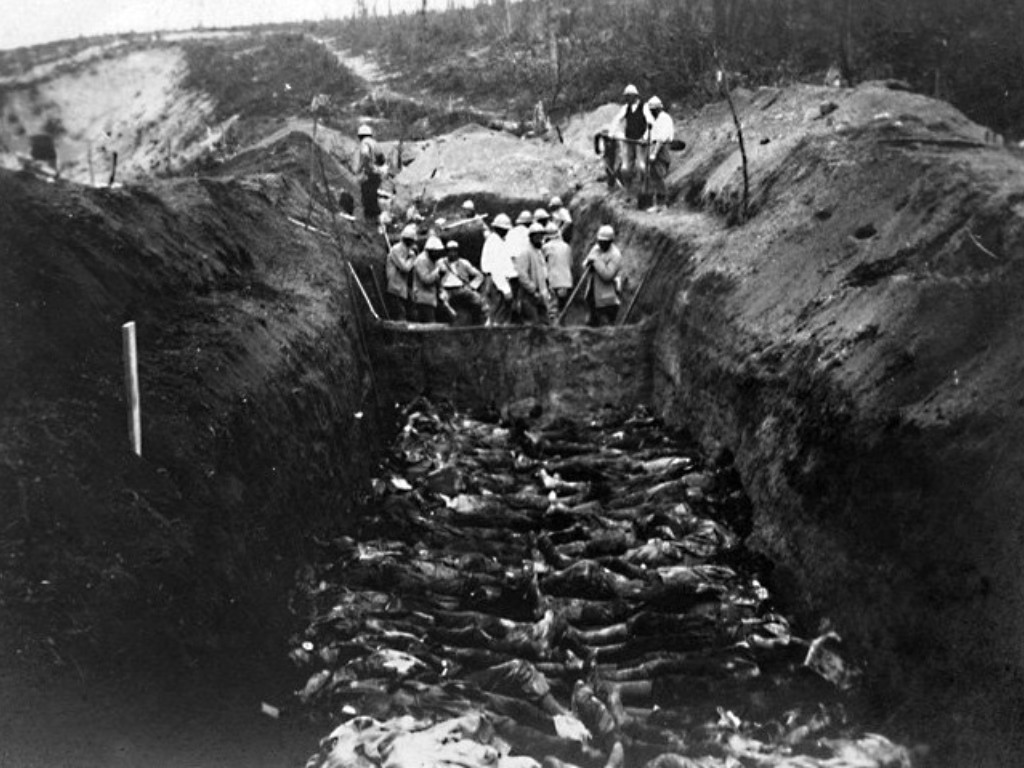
[307,35,504,127]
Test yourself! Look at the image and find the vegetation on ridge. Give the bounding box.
[317,0,1024,138]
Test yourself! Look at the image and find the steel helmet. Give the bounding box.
[491,213,512,230]
[596,225,615,242]
[357,123,373,137]
[549,196,563,208]
[623,84,639,97]
[445,240,459,251]
[545,222,559,236]
[400,224,418,240]
[533,207,551,222]
[528,222,546,236]
[647,95,663,110]
[515,209,533,226]
[461,199,475,212]
[425,236,445,251]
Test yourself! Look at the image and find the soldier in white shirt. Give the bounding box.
[480,213,516,324]
[646,96,675,211]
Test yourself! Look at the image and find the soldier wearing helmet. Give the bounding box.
[410,236,446,323]
[507,209,534,264]
[646,95,675,211]
[511,222,551,324]
[352,123,386,223]
[439,239,487,325]
[608,84,650,187]
[480,213,517,324]
[583,225,623,327]
[542,220,573,318]
[548,195,573,242]
[385,223,419,321]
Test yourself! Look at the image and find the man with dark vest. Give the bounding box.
[609,84,650,187]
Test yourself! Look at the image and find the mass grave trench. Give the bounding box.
[290,393,910,768]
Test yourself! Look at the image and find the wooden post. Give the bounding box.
[122,321,142,456]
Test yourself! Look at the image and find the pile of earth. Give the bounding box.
[390,123,597,219]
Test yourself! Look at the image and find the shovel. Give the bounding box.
[555,264,593,326]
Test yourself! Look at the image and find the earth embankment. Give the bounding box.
[566,82,1024,762]
[0,163,383,660]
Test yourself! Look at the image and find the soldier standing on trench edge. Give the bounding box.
[353,124,386,223]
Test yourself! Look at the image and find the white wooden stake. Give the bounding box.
[122,321,142,456]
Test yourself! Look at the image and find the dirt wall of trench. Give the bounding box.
[566,84,1024,764]
[366,322,655,419]
[0,167,384,663]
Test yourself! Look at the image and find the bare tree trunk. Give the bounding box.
[713,47,750,222]
[838,0,854,84]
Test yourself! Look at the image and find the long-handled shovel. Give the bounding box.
[555,264,593,326]
[637,127,654,210]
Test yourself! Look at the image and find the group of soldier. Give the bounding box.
[599,84,676,211]
[382,198,623,328]
[351,83,677,326]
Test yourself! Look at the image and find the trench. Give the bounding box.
[3,164,1012,767]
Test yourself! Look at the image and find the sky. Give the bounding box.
[0,0,474,51]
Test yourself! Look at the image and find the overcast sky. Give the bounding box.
[0,0,472,51]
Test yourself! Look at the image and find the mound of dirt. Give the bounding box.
[557,81,1024,764]
[392,124,597,214]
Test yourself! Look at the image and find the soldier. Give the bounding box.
[514,222,551,325]
[583,225,622,327]
[549,195,573,242]
[646,96,675,212]
[352,124,385,223]
[480,213,516,325]
[542,221,573,318]
[440,240,487,325]
[385,224,418,321]
[609,84,649,186]
[410,236,445,323]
